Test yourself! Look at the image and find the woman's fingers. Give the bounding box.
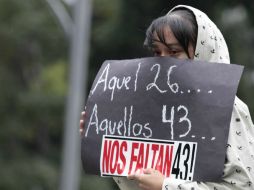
[80,119,84,134]
[138,182,150,190]
[128,169,164,190]
[80,111,86,135]
[143,168,153,174]
[81,111,86,120]
[127,173,136,180]
[127,169,143,180]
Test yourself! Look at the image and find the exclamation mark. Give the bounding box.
[188,144,196,180]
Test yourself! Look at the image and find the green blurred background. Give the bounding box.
[0,0,253,189]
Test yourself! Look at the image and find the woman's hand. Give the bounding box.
[80,110,164,190]
[128,168,165,190]
[79,111,86,135]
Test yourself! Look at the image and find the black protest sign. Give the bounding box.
[81,57,243,182]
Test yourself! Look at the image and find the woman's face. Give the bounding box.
[151,27,195,59]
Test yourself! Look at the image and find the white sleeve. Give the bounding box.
[162,178,240,190]
[162,101,254,190]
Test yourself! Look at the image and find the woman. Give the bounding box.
[80,5,254,190]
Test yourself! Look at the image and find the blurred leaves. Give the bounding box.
[0,157,58,189]
[0,0,66,189]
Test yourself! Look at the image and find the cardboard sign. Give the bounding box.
[81,57,243,182]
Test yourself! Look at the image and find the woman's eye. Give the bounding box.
[169,50,178,55]
[153,51,161,56]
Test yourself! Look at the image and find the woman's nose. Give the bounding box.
[160,51,169,57]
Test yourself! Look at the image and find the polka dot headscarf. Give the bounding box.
[168,5,230,64]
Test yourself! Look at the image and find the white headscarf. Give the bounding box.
[114,5,254,190]
[162,5,254,190]
[168,5,230,64]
